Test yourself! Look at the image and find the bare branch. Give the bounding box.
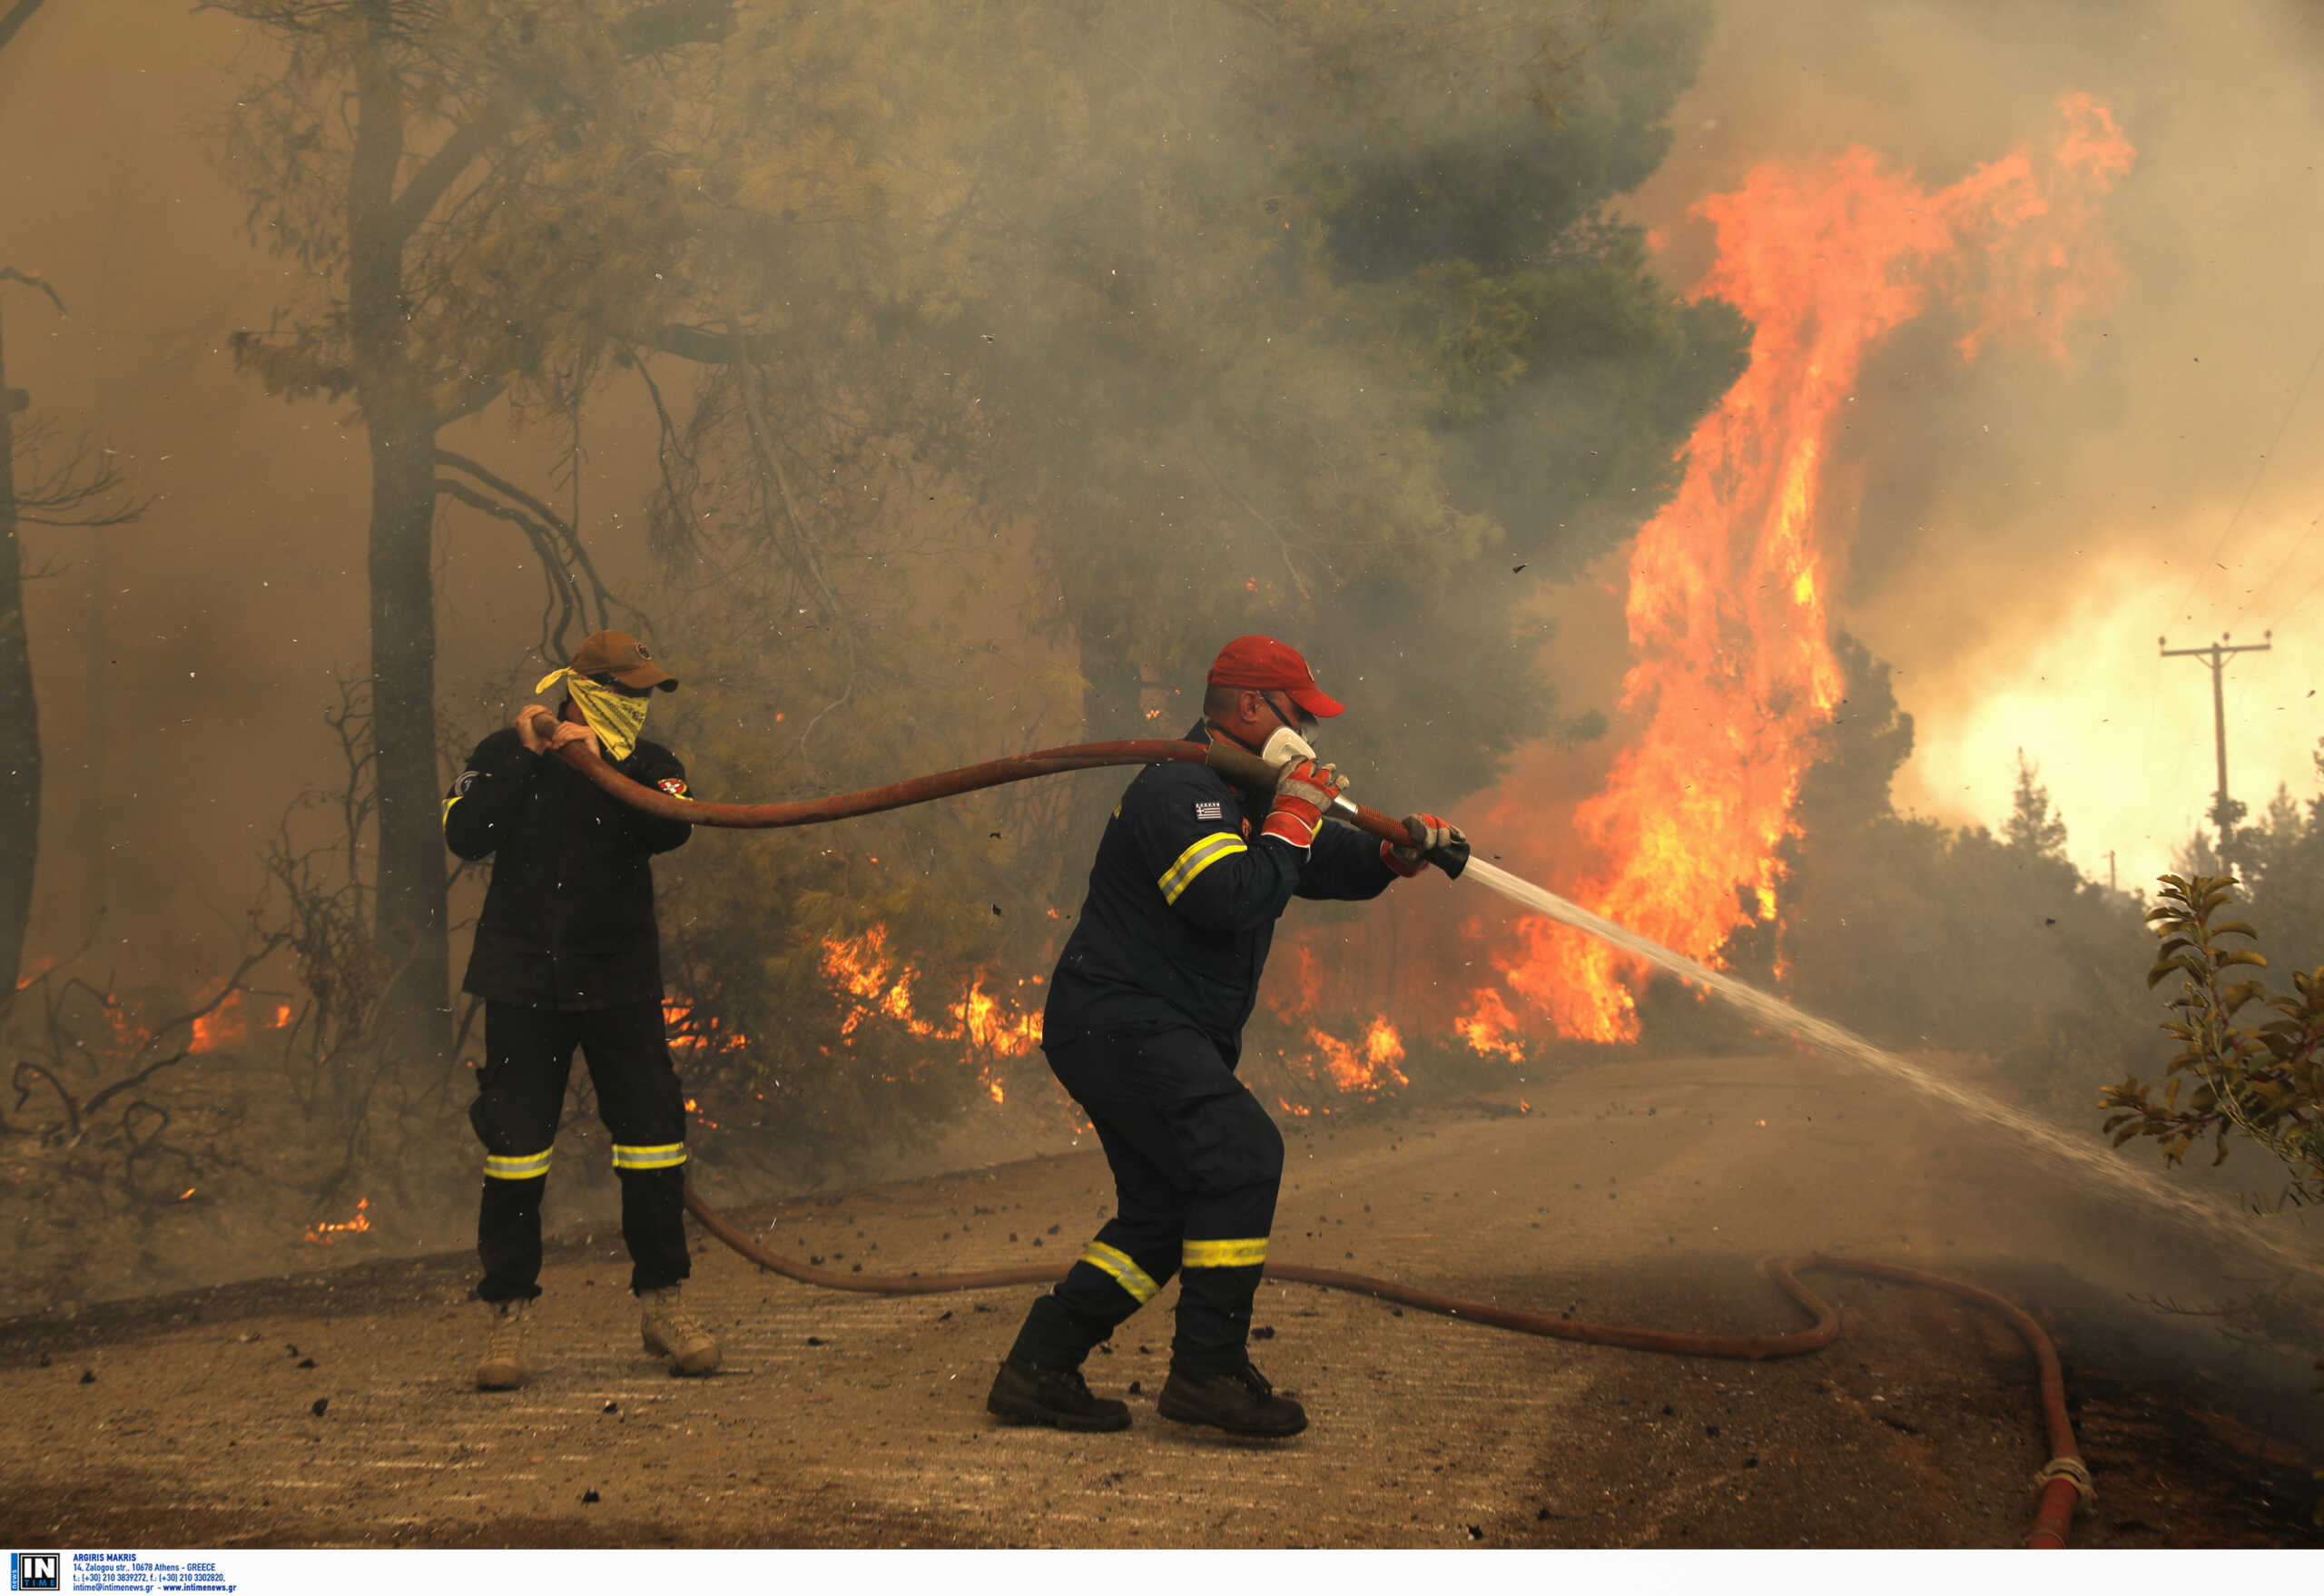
[76,938,289,1132]
[0,0,49,56]
[10,1057,79,1140]
[434,447,641,635]
[436,475,583,657]
[385,92,521,244]
[432,373,507,429]
[635,322,783,367]
[0,266,65,317]
[385,0,733,244]
[10,421,153,528]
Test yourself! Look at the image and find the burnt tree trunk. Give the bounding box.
[0,301,37,991]
[349,14,450,1061]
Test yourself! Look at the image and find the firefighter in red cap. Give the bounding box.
[987,635,1466,1436]
[443,630,720,1390]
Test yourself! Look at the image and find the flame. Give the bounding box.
[1274,1015,1409,1110]
[304,1197,370,1245]
[664,999,749,1056]
[1496,95,2134,1041]
[190,990,249,1053]
[817,926,1044,1089]
[14,954,55,991]
[957,977,1042,1057]
[272,1004,293,1028]
[1454,988,1528,1063]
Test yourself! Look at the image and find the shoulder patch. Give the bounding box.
[1195,800,1223,821]
[451,770,478,797]
[657,777,689,797]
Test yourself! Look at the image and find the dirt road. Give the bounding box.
[3,1050,2317,1548]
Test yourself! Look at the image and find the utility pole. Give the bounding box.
[2160,631,2272,874]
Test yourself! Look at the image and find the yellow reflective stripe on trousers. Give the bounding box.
[483,1148,553,1180]
[610,1141,688,1170]
[1157,832,1247,904]
[1078,1241,1160,1304]
[1182,1236,1268,1269]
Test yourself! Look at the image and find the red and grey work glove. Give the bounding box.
[1261,757,1348,850]
[1384,813,1470,879]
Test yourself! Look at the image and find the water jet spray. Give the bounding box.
[536,714,2317,1279]
[531,720,2315,1543]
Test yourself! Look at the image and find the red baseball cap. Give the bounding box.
[1206,635,1345,718]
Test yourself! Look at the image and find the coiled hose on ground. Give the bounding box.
[539,726,2092,1547]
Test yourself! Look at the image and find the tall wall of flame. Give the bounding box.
[1490,95,2136,1044]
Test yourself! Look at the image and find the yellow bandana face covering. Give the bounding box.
[535,668,650,763]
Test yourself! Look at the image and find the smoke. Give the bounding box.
[3,0,2319,1380]
[0,5,689,992]
[1617,0,2324,888]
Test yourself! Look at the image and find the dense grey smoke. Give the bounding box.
[0,2,2319,1384]
[1616,0,2324,878]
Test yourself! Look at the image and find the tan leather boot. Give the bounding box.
[475,1298,534,1391]
[639,1284,720,1375]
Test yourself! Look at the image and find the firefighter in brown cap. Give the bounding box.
[988,635,1467,1436]
[444,630,719,1388]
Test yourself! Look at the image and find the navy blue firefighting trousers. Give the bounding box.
[469,1000,691,1301]
[1008,1028,1285,1376]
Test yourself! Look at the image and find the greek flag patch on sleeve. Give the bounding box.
[1195,800,1224,821]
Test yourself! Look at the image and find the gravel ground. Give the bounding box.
[2,1050,2317,1549]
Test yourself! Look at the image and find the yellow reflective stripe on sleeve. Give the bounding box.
[1157,832,1248,905]
[610,1141,688,1171]
[441,795,461,829]
[1182,1236,1268,1269]
[1078,1241,1160,1304]
[484,1148,553,1180]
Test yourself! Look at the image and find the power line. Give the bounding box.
[2237,508,2323,626]
[2205,325,2324,613]
[2263,559,2324,635]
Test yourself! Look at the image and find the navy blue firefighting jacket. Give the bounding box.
[1042,722,1394,1062]
[444,727,693,1011]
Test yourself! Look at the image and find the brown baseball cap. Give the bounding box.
[568,630,679,692]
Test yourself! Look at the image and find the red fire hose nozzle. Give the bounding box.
[527,714,1466,873]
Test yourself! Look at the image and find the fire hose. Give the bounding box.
[533,719,2091,1547]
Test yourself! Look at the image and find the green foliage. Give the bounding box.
[2218,758,2324,978]
[211,0,727,425]
[2102,874,2324,1212]
[607,0,1748,1172]
[2004,749,2070,861]
[205,0,1753,1176]
[658,0,1750,811]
